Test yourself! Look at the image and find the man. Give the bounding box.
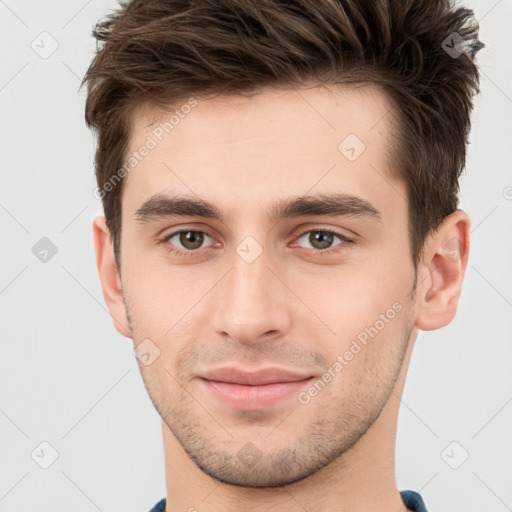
[82,0,482,510]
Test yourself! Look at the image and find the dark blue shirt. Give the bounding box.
[148,489,427,511]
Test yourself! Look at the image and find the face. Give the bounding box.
[117,85,419,487]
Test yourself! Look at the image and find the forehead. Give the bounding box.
[130,84,393,153]
[122,84,401,220]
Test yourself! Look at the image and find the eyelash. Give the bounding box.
[159,227,354,258]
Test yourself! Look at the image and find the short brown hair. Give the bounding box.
[82,0,483,271]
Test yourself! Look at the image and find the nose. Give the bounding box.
[210,246,292,345]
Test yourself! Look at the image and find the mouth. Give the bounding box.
[197,366,315,410]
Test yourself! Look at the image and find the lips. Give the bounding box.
[199,367,313,386]
[198,366,314,410]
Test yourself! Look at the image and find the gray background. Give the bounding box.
[1,1,511,511]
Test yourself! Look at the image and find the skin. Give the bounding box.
[93,84,470,512]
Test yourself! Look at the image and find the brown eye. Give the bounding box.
[179,231,204,249]
[296,230,346,251]
[310,231,334,250]
[165,230,213,252]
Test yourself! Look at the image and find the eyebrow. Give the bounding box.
[134,192,382,225]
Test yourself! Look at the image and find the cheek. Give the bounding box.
[287,261,413,383]
[121,252,212,332]
[294,257,411,333]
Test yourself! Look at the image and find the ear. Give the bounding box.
[92,216,132,338]
[414,210,470,331]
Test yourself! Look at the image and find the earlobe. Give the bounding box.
[414,210,470,331]
[92,216,132,338]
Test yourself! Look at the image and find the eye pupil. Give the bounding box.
[180,231,203,249]
[310,231,333,250]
